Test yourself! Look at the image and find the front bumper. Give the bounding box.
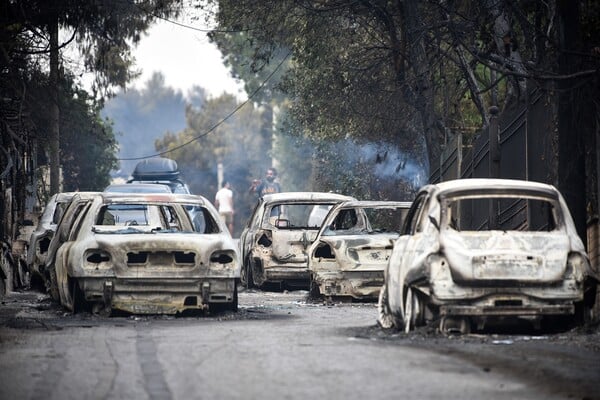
[313,270,383,299]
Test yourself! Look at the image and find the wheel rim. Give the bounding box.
[404,287,414,333]
[377,286,395,329]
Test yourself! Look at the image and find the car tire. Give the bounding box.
[246,263,255,289]
[404,286,425,333]
[377,285,402,330]
[309,277,320,299]
[70,277,90,314]
[229,284,238,312]
[48,267,60,302]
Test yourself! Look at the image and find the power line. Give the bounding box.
[118,52,291,161]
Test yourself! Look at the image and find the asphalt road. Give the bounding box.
[0,288,599,400]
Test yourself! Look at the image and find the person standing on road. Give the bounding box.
[249,167,282,198]
[215,181,234,234]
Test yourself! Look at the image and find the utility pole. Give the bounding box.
[49,15,60,195]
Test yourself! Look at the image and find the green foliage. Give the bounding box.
[24,72,119,191]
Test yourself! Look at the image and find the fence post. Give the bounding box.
[489,106,500,229]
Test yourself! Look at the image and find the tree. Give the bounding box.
[155,93,267,235]
[101,72,191,177]
[202,0,598,176]
[1,0,183,194]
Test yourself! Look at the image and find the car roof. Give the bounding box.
[333,200,412,209]
[98,192,209,206]
[104,183,172,193]
[261,192,356,203]
[429,178,559,197]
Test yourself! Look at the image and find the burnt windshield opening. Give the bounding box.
[443,196,559,232]
[266,203,337,229]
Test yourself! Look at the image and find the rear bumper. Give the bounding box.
[440,303,575,317]
[78,277,236,314]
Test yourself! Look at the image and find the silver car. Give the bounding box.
[378,179,599,333]
[49,192,239,315]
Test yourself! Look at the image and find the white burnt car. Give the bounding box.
[27,192,84,289]
[239,192,355,289]
[378,179,599,333]
[308,201,411,300]
[49,192,239,314]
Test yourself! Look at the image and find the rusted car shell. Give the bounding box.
[378,178,600,332]
[308,201,411,299]
[239,192,356,289]
[53,192,240,314]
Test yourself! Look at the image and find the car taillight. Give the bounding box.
[565,252,586,280]
[257,230,273,247]
[85,250,111,268]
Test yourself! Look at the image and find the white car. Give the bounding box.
[308,201,411,299]
[239,192,355,289]
[378,179,599,333]
[49,192,239,315]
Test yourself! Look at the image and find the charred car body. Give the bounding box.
[239,192,355,289]
[27,192,88,289]
[47,192,239,314]
[308,201,411,300]
[378,179,599,333]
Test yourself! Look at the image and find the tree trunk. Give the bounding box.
[399,0,444,175]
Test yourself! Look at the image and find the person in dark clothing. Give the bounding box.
[250,167,282,198]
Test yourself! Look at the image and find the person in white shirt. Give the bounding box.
[215,181,234,233]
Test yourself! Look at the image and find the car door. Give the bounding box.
[387,192,430,313]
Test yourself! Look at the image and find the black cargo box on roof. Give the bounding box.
[131,157,180,181]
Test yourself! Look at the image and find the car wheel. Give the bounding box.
[246,263,255,289]
[404,287,424,333]
[70,277,90,314]
[377,286,401,330]
[48,267,60,302]
[309,276,320,299]
[229,284,239,312]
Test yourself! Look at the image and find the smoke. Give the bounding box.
[340,139,428,191]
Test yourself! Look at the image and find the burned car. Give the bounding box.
[239,192,355,289]
[378,179,599,333]
[308,201,411,300]
[27,192,85,289]
[49,192,239,314]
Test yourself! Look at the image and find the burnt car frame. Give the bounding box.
[308,201,411,300]
[239,192,355,290]
[27,192,88,289]
[378,179,599,333]
[48,192,239,314]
